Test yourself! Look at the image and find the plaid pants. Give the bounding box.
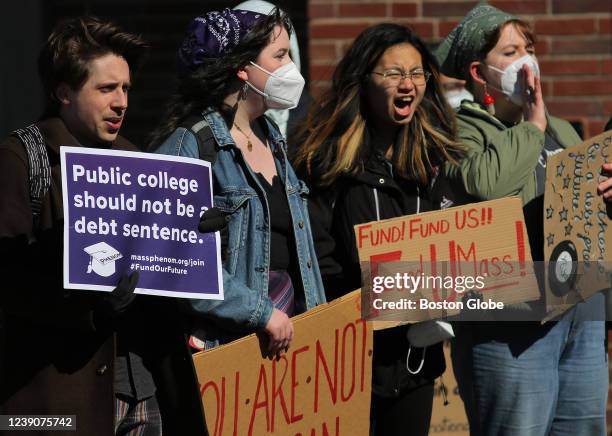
[115,394,162,436]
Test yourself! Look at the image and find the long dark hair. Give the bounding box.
[148,8,291,149]
[293,23,463,186]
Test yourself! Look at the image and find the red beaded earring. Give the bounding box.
[483,82,495,115]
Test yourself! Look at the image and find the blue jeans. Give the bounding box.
[452,298,608,436]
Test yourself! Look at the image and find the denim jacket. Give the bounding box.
[154,109,326,346]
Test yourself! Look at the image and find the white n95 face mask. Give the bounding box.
[406,320,455,348]
[405,320,454,375]
[487,54,540,106]
[445,88,473,109]
[246,61,305,110]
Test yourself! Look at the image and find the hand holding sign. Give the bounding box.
[544,130,612,318]
[264,308,294,358]
[193,290,373,436]
[596,162,612,201]
[198,207,229,233]
[61,147,223,300]
[92,271,139,332]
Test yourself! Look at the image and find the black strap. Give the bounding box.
[11,124,51,224]
[179,115,218,165]
[180,115,230,261]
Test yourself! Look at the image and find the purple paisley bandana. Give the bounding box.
[178,8,263,74]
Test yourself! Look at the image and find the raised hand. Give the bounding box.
[521,63,547,133]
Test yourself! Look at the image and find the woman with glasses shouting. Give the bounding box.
[293,23,464,436]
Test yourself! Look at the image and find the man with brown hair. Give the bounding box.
[0,17,206,436]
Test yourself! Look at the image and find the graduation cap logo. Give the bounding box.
[84,242,123,277]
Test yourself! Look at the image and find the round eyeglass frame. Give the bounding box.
[371,69,431,86]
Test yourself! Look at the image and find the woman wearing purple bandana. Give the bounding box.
[150,8,325,358]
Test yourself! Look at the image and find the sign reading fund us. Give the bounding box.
[60,147,223,300]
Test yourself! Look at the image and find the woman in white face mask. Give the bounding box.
[234,0,307,141]
[436,4,611,436]
[149,8,325,361]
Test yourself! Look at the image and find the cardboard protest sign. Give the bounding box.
[193,290,373,436]
[544,130,612,318]
[354,197,538,328]
[61,147,222,299]
[429,342,469,436]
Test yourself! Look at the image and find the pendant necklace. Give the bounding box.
[234,122,254,152]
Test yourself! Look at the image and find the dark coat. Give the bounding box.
[304,151,465,397]
[0,118,207,436]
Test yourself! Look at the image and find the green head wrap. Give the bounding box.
[435,2,517,80]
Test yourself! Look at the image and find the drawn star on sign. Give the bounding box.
[556,162,565,177]
[559,207,568,222]
[547,233,555,246]
[562,175,571,189]
[564,223,573,236]
[546,205,554,219]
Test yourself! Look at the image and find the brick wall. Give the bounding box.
[8,0,308,147]
[307,0,612,138]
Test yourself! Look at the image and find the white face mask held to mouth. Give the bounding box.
[486,54,540,106]
[246,61,305,110]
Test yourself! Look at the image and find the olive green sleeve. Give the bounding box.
[446,118,545,200]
